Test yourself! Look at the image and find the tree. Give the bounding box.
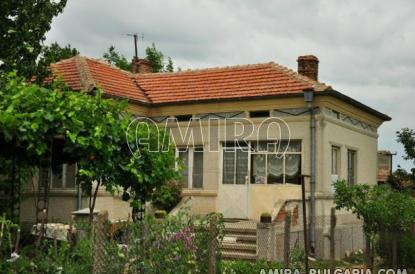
[392,128,415,190]
[0,0,68,79]
[334,180,415,268]
[145,43,175,72]
[0,72,179,224]
[166,57,174,72]
[102,46,131,71]
[36,42,79,82]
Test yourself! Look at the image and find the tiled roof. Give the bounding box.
[51,56,150,102]
[136,62,329,104]
[51,56,329,105]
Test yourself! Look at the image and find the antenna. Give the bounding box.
[127,33,144,60]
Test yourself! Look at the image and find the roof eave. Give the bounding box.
[317,89,391,122]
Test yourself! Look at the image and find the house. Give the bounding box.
[20,54,390,255]
[377,150,395,184]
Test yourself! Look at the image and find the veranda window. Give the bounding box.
[251,141,301,185]
[222,142,249,184]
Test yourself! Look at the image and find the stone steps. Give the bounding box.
[221,222,257,261]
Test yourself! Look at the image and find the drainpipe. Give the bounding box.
[303,87,316,255]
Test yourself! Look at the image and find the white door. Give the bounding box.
[218,146,249,219]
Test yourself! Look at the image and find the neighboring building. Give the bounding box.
[20,55,390,237]
[377,150,395,184]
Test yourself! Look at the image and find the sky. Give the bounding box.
[45,0,415,170]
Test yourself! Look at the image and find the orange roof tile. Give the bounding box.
[136,62,329,104]
[51,56,330,105]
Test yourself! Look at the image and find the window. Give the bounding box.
[39,164,77,189]
[251,141,301,185]
[223,142,249,184]
[347,150,356,185]
[331,146,340,175]
[249,110,270,118]
[176,147,204,188]
[175,115,193,122]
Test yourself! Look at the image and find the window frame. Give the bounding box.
[250,140,302,185]
[222,142,249,185]
[347,149,357,185]
[176,146,204,189]
[331,146,340,176]
[39,163,78,190]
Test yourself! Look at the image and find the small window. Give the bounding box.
[331,146,340,175]
[332,110,341,119]
[38,164,77,190]
[175,115,193,122]
[249,110,269,118]
[347,150,356,185]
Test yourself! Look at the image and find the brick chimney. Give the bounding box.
[131,58,153,73]
[297,55,319,81]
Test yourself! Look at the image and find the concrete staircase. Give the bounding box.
[221,221,257,261]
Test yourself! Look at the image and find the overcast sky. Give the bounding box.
[45,0,415,171]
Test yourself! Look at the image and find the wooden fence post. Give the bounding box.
[208,214,218,274]
[330,207,336,271]
[284,211,292,268]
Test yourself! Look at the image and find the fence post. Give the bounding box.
[208,214,218,274]
[392,232,398,270]
[330,207,336,271]
[284,211,292,268]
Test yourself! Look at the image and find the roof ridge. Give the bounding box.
[136,61,277,77]
[74,56,96,92]
[270,62,331,91]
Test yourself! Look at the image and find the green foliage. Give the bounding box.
[397,128,415,163]
[334,180,415,236]
[166,57,174,72]
[102,45,131,71]
[0,0,68,79]
[220,260,283,274]
[377,232,415,268]
[151,181,182,212]
[145,43,164,72]
[0,215,19,257]
[0,73,179,220]
[110,211,224,273]
[36,42,79,83]
[145,43,174,72]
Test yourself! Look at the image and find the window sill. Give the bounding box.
[182,189,217,197]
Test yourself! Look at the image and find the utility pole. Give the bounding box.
[127,33,143,60]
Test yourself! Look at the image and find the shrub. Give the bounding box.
[377,232,415,268]
[151,181,182,212]
[220,260,283,274]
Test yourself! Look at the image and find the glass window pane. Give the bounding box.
[65,164,76,188]
[223,151,235,184]
[285,154,301,184]
[331,147,339,175]
[267,154,283,184]
[235,150,248,184]
[192,150,203,188]
[347,150,356,185]
[178,150,189,187]
[251,154,266,184]
[52,165,63,188]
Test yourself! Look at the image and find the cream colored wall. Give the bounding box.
[20,189,131,224]
[18,96,384,223]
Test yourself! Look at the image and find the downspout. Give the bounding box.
[303,88,316,255]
